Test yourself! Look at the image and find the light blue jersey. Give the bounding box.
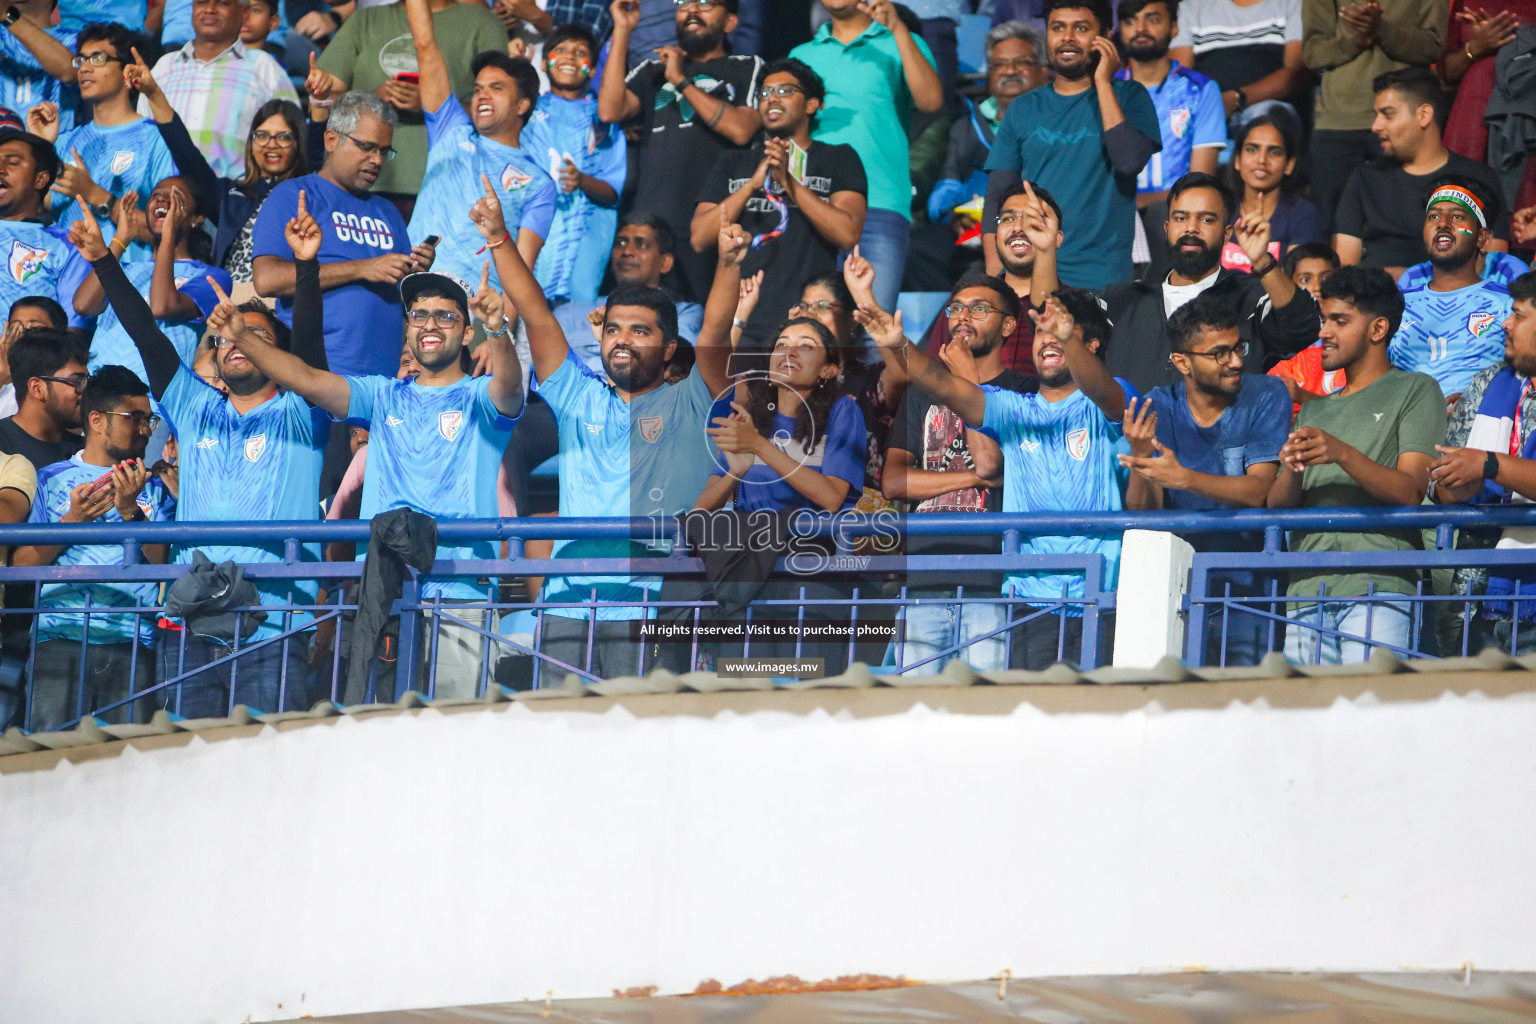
[50,118,178,229]
[89,259,229,384]
[58,0,146,30]
[408,96,558,293]
[0,27,79,135]
[535,354,719,619]
[161,368,329,635]
[1398,251,1530,292]
[30,453,175,645]
[523,93,626,304]
[0,219,83,321]
[1116,61,1225,194]
[1392,279,1514,396]
[981,383,1133,610]
[346,374,519,601]
[553,295,703,375]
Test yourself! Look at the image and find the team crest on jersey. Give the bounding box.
[7,240,47,284]
[500,163,533,192]
[439,410,464,441]
[1169,107,1191,139]
[111,150,135,175]
[1469,312,1498,337]
[244,433,267,462]
[1066,427,1090,461]
[638,415,663,443]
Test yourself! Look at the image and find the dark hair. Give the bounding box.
[471,52,540,122]
[762,57,826,106]
[240,99,306,193]
[950,272,1021,322]
[1118,0,1177,22]
[667,335,696,374]
[9,328,89,406]
[153,175,215,263]
[76,22,139,63]
[1057,290,1113,353]
[1228,111,1302,196]
[1320,265,1405,339]
[1282,241,1341,277]
[1510,270,1536,308]
[747,316,841,452]
[1424,172,1504,231]
[1044,0,1114,33]
[236,298,291,351]
[545,23,598,60]
[617,211,675,258]
[995,179,1065,230]
[0,130,59,187]
[605,283,678,342]
[1167,292,1240,352]
[82,363,149,421]
[798,272,855,329]
[8,295,67,329]
[403,282,469,321]
[1372,66,1447,130]
[1166,170,1234,221]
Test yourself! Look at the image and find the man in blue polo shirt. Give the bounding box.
[791,0,942,314]
[982,0,1161,290]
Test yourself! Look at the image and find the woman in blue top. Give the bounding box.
[1221,113,1325,270]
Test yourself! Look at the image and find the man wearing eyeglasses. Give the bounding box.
[14,365,171,732]
[138,0,298,179]
[691,57,866,343]
[30,24,177,234]
[0,327,86,471]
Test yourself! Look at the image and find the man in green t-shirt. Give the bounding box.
[1268,265,1446,664]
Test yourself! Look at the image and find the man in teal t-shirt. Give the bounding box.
[981,0,1161,290]
[791,0,942,314]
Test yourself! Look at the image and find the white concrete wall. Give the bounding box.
[1,681,1533,1024]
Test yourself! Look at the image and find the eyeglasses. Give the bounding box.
[759,83,805,101]
[39,374,87,393]
[1184,340,1250,364]
[406,309,464,327]
[102,410,162,432]
[987,58,1041,71]
[791,300,841,314]
[252,129,296,146]
[673,0,722,9]
[944,302,1002,320]
[71,52,120,68]
[213,325,275,347]
[337,130,397,161]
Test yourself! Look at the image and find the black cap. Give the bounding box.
[399,271,472,319]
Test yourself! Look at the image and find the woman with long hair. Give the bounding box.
[125,52,307,290]
[1222,113,1325,271]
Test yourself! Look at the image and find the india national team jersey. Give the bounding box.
[50,119,179,229]
[0,220,79,318]
[30,453,175,645]
[523,92,626,304]
[1391,279,1514,396]
[1116,61,1226,194]
[161,369,329,635]
[0,27,79,135]
[980,383,1135,609]
[346,374,519,600]
[89,259,229,384]
[408,96,558,294]
[1398,251,1530,292]
[534,353,719,620]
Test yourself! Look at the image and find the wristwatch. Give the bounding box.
[1484,450,1501,480]
[91,198,114,220]
[1252,254,1280,278]
[1,7,21,27]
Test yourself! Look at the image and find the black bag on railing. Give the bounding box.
[164,551,268,642]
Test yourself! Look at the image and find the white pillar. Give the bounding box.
[1112,529,1194,668]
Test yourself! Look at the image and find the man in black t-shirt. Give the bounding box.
[883,273,1037,674]
[692,57,868,340]
[1333,68,1512,278]
[597,0,764,302]
[0,328,86,471]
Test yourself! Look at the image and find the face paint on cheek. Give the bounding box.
[1457,227,1477,236]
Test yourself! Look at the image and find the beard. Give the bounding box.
[763,121,796,139]
[605,344,666,391]
[1428,237,1478,273]
[998,238,1035,277]
[1050,48,1094,81]
[1125,36,1169,61]
[677,22,722,56]
[1169,234,1219,280]
[219,364,273,397]
[1038,366,1071,388]
[411,334,463,373]
[46,394,81,431]
[105,438,148,464]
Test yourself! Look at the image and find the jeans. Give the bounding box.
[1309,128,1381,233]
[538,615,643,686]
[846,208,910,317]
[156,628,315,717]
[1283,598,1413,665]
[897,591,1008,673]
[30,639,154,731]
[1011,610,1083,670]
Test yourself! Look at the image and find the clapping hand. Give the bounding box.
[1120,396,1158,457]
[285,189,322,261]
[1459,7,1519,59]
[1280,426,1351,471]
[708,399,763,455]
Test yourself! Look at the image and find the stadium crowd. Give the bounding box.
[0,0,1533,727]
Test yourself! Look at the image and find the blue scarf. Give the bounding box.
[1469,366,1536,617]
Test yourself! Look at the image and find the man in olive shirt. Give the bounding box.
[1268,265,1446,664]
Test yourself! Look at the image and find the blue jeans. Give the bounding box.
[897,592,1008,673]
[156,628,315,717]
[845,208,909,317]
[1283,599,1412,665]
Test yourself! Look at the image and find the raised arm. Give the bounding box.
[695,209,744,399]
[2,17,77,84]
[655,46,761,145]
[1034,296,1127,421]
[404,0,452,114]
[125,48,226,221]
[205,277,352,417]
[859,303,987,427]
[597,0,642,124]
[473,174,569,384]
[285,189,329,372]
[68,191,140,318]
[149,191,204,321]
[72,205,182,399]
[469,259,525,417]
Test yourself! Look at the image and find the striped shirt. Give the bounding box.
[139,40,299,181]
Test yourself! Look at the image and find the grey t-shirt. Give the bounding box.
[1172,0,1302,92]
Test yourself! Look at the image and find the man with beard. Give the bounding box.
[1115,0,1225,209]
[884,274,1036,673]
[691,57,867,343]
[1429,271,1536,653]
[1105,171,1319,393]
[925,179,1063,376]
[77,194,330,714]
[0,328,86,470]
[1268,266,1446,665]
[1119,293,1291,665]
[15,365,171,730]
[208,183,523,698]
[599,0,764,303]
[981,0,1161,291]
[0,128,77,321]
[1391,179,1515,402]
